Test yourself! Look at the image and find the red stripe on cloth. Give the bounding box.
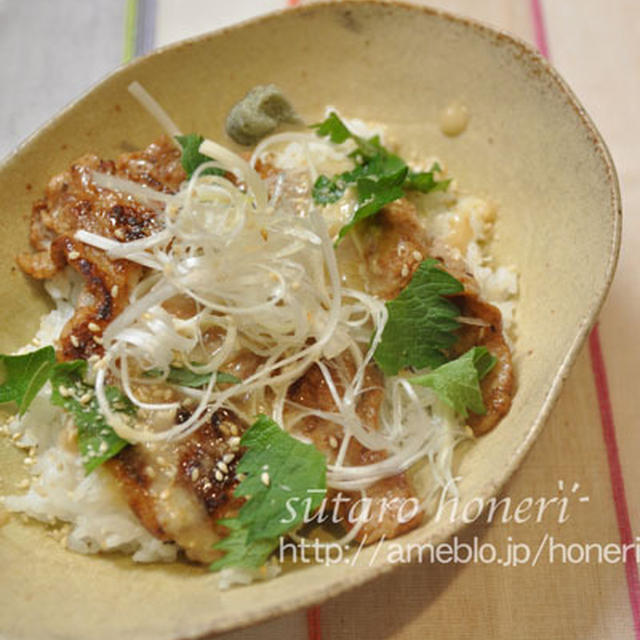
[530,0,549,58]
[589,326,640,637]
[530,2,640,637]
[306,606,322,640]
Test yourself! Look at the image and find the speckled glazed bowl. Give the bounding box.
[0,2,620,638]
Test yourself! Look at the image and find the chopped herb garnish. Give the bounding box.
[409,346,497,418]
[311,111,351,144]
[50,361,132,473]
[210,518,280,572]
[211,415,327,571]
[373,259,464,375]
[143,365,240,388]
[0,346,56,415]
[0,346,131,473]
[337,176,406,242]
[405,164,451,194]
[312,112,450,241]
[312,171,356,205]
[176,133,225,178]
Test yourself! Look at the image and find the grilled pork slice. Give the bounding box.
[18,136,185,361]
[357,197,515,436]
[114,136,186,193]
[450,293,514,434]
[428,240,515,435]
[361,199,431,300]
[288,355,423,543]
[107,409,246,564]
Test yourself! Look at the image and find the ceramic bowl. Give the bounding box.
[0,2,620,638]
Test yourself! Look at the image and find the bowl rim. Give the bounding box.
[0,1,622,637]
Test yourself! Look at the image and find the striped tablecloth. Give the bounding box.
[2,1,638,638]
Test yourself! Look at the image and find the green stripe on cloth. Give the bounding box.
[123,0,138,63]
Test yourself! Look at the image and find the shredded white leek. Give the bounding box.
[128,81,182,142]
[73,98,469,507]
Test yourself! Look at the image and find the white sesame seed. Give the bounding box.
[99,441,108,453]
[93,335,103,345]
[68,251,80,260]
[214,470,224,482]
[88,322,101,333]
[23,457,34,466]
[144,465,156,479]
[401,264,409,278]
[412,250,423,261]
[203,481,212,491]
[190,468,200,482]
[217,461,229,474]
[329,436,339,449]
[70,335,80,348]
[79,392,92,405]
[110,285,119,297]
[114,228,126,240]
[229,436,241,449]
[223,453,235,464]
[159,489,169,500]
[261,472,270,487]
[229,423,239,436]
[58,385,71,398]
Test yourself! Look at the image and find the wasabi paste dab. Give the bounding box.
[226,84,299,145]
